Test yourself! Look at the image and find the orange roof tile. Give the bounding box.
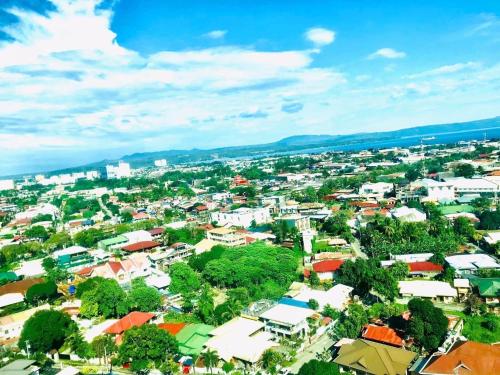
[105,311,155,335]
[312,259,344,273]
[361,324,404,347]
[408,261,443,273]
[422,341,500,375]
[157,322,186,336]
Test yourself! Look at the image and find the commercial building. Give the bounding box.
[206,227,246,246]
[0,179,15,191]
[105,161,132,179]
[210,207,271,228]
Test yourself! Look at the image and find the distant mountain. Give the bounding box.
[40,116,500,176]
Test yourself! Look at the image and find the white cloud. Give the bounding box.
[368,47,406,59]
[203,29,227,39]
[305,27,336,46]
[407,62,481,79]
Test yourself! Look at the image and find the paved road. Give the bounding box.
[98,196,114,218]
[351,238,368,259]
[289,334,335,374]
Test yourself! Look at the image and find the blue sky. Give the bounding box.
[0,0,499,175]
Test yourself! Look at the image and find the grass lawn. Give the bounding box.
[462,315,500,344]
[438,204,474,215]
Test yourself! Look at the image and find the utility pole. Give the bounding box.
[25,340,31,359]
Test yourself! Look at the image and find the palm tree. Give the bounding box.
[201,349,219,375]
[261,349,282,375]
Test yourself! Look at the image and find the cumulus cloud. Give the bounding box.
[368,47,406,59]
[203,29,227,39]
[305,27,336,46]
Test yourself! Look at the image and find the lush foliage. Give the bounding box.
[332,304,368,339]
[25,280,58,305]
[80,278,129,318]
[407,298,448,350]
[298,360,340,375]
[19,310,76,353]
[169,262,201,295]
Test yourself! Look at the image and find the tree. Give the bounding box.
[196,284,215,324]
[117,324,178,371]
[19,310,76,353]
[454,163,475,178]
[261,349,283,375]
[91,335,117,365]
[332,304,368,339]
[44,232,72,252]
[308,299,319,310]
[75,276,105,298]
[453,216,475,241]
[74,228,106,247]
[80,278,129,318]
[322,304,341,320]
[169,262,201,295]
[222,362,235,374]
[128,283,162,312]
[65,331,93,359]
[25,280,58,305]
[24,225,49,241]
[389,261,409,280]
[464,293,487,316]
[309,271,320,287]
[200,349,219,375]
[298,360,340,375]
[407,298,448,350]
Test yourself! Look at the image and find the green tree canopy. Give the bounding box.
[169,262,201,295]
[117,324,178,371]
[128,279,162,312]
[19,310,76,353]
[298,360,340,375]
[25,280,58,305]
[407,298,448,350]
[80,278,129,318]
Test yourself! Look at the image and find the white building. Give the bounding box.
[154,159,168,167]
[259,303,315,337]
[398,280,457,302]
[206,227,246,246]
[15,203,59,221]
[391,206,426,222]
[445,177,499,196]
[445,254,500,275]
[288,284,353,311]
[359,182,393,198]
[106,161,132,179]
[85,170,99,180]
[122,230,153,244]
[210,207,271,228]
[0,179,15,191]
[416,179,455,201]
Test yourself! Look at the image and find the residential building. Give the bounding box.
[420,340,500,375]
[311,259,344,281]
[359,182,393,198]
[445,254,500,275]
[154,159,167,167]
[391,206,426,223]
[175,324,214,356]
[210,207,271,228]
[259,303,315,337]
[204,317,277,365]
[277,214,311,232]
[413,179,455,202]
[98,235,128,251]
[285,283,353,311]
[333,339,416,375]
[52,246,94,269]
[0,304,50,344]
[444,177,499,196]
[470,278,499,312]
[361,325,404,347]
[398,281,457,303]
[0,360,39,375]
[206,227,246,246]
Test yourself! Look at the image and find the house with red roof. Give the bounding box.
[408,261,443,277]
[361,324,404,347]
[121,240,161,253]
[157,322,186,336]
[311,259,344,281]
[105,311,156,344]
[420,340,500,375]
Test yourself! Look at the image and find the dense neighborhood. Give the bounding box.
[0,140,499,375]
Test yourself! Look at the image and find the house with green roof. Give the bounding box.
[470,278,500,311]
[97,235,128,251]
[333,339,416,375]
[175,323,214,356]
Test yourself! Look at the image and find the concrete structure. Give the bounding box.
[445,177,499,195]
[359,182,393,198]
[106,161,131,179]
[398,280,457,302]
[0,179,15,191]
[391,206,426,222]
[259,304,315,337]
[278,214,311,232]
[445,254,500,275]
[52,246,93,269]
[154,159,167,167]
[210,207,271,228]
[206,227,246,246]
